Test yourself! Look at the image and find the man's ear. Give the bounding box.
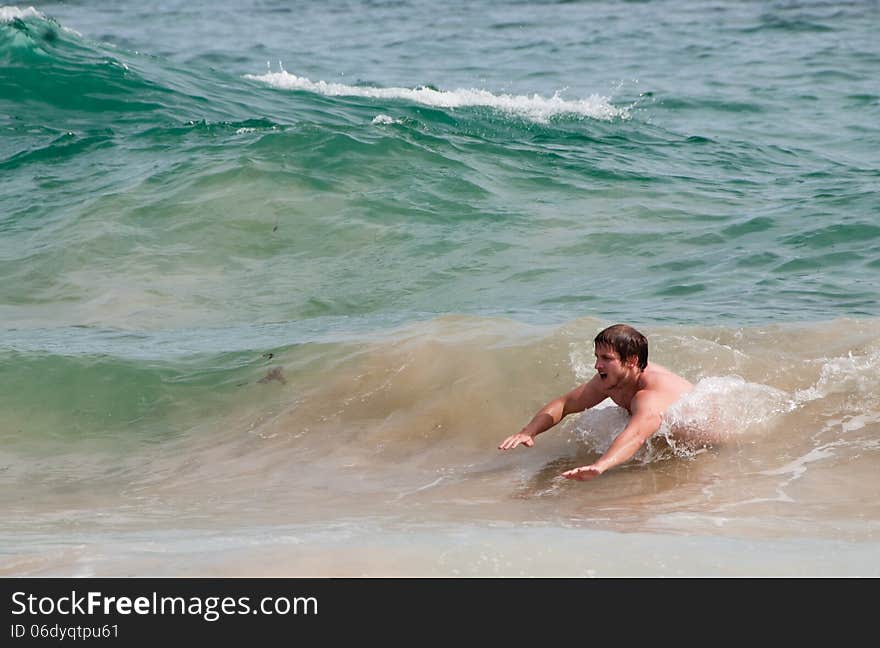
[625,355,638,368]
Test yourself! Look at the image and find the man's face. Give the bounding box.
[594,344,632,387]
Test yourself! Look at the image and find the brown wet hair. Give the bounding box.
[594,324,648,370]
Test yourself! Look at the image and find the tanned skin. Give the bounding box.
[498,343,693,481]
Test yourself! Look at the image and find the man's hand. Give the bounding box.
[561,465,604,481]
[498,432,535,450]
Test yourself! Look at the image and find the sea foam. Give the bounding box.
[0,6,43,22]
[245,70,629,123]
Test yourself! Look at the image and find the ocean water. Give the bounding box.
[1,0,879,576]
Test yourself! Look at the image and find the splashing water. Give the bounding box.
[569,375,796,462]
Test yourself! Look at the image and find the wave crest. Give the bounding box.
[245,70,629,123]
[0,6,43,23]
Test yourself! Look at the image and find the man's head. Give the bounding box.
[593,324,648,372]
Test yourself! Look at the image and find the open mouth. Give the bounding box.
[599,372,608,380]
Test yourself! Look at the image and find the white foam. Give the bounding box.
[841,413,880,433]
[809,349,879,396]
[371,114,399,125]
[0,5,43,22]
[245,70,629,123]
[762,443,839,478]
[0,5,80,36]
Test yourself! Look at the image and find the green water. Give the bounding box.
[2,1,879,576]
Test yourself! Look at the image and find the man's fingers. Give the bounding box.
[561,467,594,481]
[499,435,532,450]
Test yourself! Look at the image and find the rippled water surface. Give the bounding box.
[2,1,879,576]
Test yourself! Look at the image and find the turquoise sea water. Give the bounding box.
[2,1,879,576]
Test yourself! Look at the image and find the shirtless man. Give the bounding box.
[498,323,693,481]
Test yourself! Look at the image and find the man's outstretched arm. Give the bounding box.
[561,393,662,480]
[498,377,606,450]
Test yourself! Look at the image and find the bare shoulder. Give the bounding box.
[638,362,694,399]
